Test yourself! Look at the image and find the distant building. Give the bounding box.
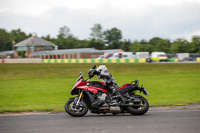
[12,35,123,59]
[14,35,56,58]
[102,49,124,55]
[30,48,104,59]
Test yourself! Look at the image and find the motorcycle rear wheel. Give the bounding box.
[126,95,149,115]
[65,98,88,117]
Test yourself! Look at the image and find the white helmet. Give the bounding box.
[96,65,108,73]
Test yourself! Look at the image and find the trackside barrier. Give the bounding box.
[0,58,181,63]
[42,58,180,63]
[152,58,179,62]
[42,58,147,63]
[197,57,200,62]
[167,59,179,62]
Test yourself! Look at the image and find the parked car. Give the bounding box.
[183,57,193,61]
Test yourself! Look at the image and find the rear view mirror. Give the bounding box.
[92,65,96,69]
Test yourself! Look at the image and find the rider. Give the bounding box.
[94,65,119,94]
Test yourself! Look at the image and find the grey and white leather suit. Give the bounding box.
[97,71,119,92]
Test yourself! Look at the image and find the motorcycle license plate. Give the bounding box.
[143,88,149,98]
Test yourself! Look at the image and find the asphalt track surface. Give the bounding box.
[0,106,200,133]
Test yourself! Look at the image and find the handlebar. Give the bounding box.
[131,79,139,84]
[88,65,98,78]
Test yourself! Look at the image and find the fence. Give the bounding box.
[0,58,42,63]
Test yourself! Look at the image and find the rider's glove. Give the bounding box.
[88,69,97,77]
[94,70,100,75]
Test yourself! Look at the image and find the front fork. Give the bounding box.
[76,91,83,106]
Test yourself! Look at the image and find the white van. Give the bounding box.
[176,53,189,61]
[151,52,168,62]
[136,52,150,59]
[109,52,135,59]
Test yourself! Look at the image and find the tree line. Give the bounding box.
[0,23,200,53]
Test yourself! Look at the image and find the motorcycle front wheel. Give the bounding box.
[126,95,149,115]
[65,98,88,117]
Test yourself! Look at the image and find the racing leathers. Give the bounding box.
[96,70,119,93]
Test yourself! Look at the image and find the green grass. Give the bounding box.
[0,63,200,113]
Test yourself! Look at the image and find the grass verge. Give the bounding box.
[0,63,200,113]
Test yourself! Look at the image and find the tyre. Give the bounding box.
[126,95,149,115]
[65,98,88,117]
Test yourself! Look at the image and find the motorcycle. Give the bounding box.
[64,65,149,117]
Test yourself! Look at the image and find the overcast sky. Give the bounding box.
[0,0,200,41]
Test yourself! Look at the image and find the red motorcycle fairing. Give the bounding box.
[77,82,132,94]
[118,83,131,90]
[72,79,88,90]
[99,82,106,86]
[77,86,108,93]
[72,78,132,94]
[72,78,108,94]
